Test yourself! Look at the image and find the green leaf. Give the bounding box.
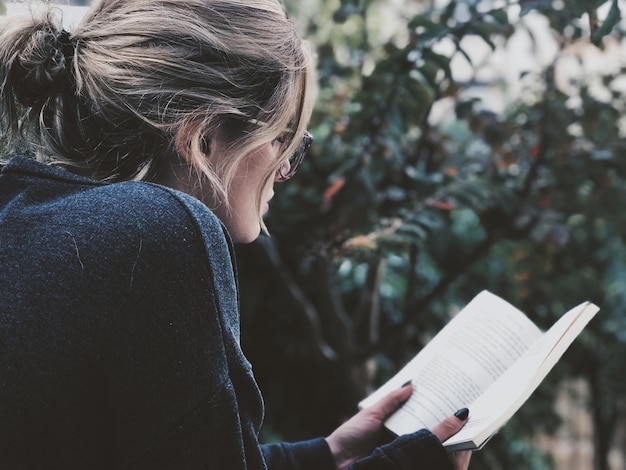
[408,16,438,30]
[423,50,453,80]
[415,26,450,47]
[470,23,496,50]
[572,0,608,17]
[519,0,544,17]
[490,9,509,25]
[591,0,622,47]
[333,3,362,23]
[417,61,441,87]
[396,223,428,241]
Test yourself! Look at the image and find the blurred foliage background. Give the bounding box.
[236,0,626,469]
[2,0,626,468]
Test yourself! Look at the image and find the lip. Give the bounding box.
[262,190,274,215]
[262,197,272,215]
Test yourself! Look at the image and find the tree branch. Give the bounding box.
[255,236,338,361]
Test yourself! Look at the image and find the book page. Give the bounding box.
[359,291,542,434]
[444,301,599,449]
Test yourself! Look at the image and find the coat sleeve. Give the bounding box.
[262,439,336,470]
[348,430,454,470]
[263,430,453,470]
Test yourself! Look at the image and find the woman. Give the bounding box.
[0,1,471,468]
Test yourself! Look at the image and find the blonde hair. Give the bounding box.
[0,0,314,214]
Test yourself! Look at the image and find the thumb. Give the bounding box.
[367,381,413,421]
[431,408,470,442]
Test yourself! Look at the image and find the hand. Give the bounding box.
[431,408,472,470]
[326,382,413,469]
[326,383,472,470]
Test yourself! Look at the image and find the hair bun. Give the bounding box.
[13,27,76,106]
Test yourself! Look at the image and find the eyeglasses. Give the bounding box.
[243,118,313,181]
[276,131,313,181]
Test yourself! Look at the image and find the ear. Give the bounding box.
[174,118,217,166]
[172,118,229,209]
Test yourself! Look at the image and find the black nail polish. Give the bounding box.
[454,408,469,420]
[401,380,412,388]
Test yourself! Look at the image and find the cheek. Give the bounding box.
[234,145,279,214]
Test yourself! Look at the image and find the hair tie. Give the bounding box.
[56,29,76,70]
[12,28,78,107]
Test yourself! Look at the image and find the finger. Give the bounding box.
[367,381,413,421]
[450,450,472,470]
[431,408,469,442]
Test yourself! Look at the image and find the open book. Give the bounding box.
[358,290,599,451]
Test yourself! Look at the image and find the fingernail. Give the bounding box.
[401,380,412,388]
[454,408,469,420]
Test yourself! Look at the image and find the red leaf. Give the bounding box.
[323,177,346,207]
[426,199,456,211]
